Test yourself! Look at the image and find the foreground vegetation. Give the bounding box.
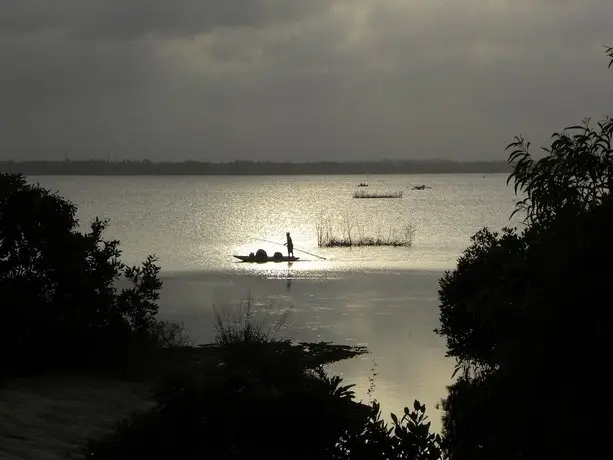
[0,174,194,380]
[316,213,415,247]
[85,308,444,459]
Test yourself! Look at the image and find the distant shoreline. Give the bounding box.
[0,160,511,175]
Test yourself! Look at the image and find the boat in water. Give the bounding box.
[233,249,299,263]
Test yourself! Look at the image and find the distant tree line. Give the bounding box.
[0,159,512,175]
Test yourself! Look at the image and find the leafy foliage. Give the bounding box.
[506,116,613,226]
[337,399,445,460]
[0,173,170,375]
[390,401,445,460]
[436,226,529,374]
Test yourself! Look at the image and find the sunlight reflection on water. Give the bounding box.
[31,174,520,274]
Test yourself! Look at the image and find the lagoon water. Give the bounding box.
[31,173,521,429]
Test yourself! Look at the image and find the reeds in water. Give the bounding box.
[353,190,403,199]
[213,297,290,345]
[316,213,415,247]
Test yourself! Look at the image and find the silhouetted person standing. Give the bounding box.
[284,232,294,257]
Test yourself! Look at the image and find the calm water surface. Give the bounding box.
[31,174,521,428]
[32,174,520,272]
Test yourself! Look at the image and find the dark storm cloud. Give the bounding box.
[0,0,333,39]
[366,0,612,57]
[0,0,612,161]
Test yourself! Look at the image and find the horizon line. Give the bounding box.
[1,159,509,164]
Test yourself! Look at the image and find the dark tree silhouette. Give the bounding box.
[0,173,164,376]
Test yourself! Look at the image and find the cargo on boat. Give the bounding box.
[233,249,299,263]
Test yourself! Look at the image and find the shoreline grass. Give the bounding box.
[213,297,290,346]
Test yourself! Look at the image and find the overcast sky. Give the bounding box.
[1,0,612,162]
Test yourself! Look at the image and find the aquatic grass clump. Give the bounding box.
[322,231,413,247]
[213,296,290,345]
[316,213,335,247]
[353,190,403,199]
[316,213,415,248]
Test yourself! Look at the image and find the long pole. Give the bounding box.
[252,237,327,260]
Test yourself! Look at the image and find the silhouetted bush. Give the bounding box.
[85,304,444,459]
[86,357,445,459]
[0,173,177,377]
[86,360,362,459]
[436,52,613,459]
[338,400,445,460]
[439,198,613,459]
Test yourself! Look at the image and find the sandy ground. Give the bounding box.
[0,374,154,460]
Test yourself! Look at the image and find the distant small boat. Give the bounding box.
[357,182,368,187]
[412,185,431,190]
[234,254,299,263]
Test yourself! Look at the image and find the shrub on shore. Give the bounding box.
[85,302,444,460]
[0,173,183,377]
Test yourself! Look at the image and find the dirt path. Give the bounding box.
[0,374,155,460]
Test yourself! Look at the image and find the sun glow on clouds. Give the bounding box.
[155,0,612,79]
[1,0,612,161]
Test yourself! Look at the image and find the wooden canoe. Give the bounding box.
[233,255,300,263]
